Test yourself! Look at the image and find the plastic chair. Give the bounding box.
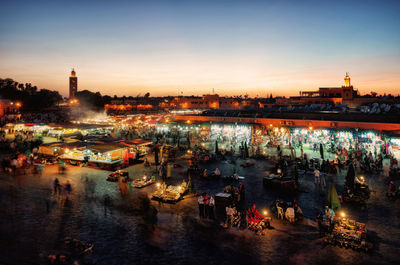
[285,207,295,223]
[277,206,284,220]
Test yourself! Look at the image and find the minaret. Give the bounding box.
[344,72,351,87]
[69,68,78,98]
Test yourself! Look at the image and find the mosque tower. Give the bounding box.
[69,68,78,98]
[344,72,351,87]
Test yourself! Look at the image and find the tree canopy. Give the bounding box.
[0,78,62,110]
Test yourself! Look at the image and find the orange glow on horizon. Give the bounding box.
[2,57,400,98]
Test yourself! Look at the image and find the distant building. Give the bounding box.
[276,73,359,106]
[69,69,78,98]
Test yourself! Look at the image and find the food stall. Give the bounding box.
[47,123,114,138]
[263,171,297,192]
[59,142,91,165]
[132,175,155,188]
[121,138,152,164]
[13,123,50,137]
[38,143,64,157]
[152,183,188,203]
[88,143,128,170]
[215,192,232,219]
[324,215,372,252]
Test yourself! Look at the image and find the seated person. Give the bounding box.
[233,172,239,180]
[276,200,288,210]
[324,206,335,222]
[223,185,231,193]
[203,169,208,178]
[294,203,303,219]
[214,168,221,176]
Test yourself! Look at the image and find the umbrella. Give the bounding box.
[327,183,341,211]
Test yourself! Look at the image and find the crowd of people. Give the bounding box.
[197,192,215,219]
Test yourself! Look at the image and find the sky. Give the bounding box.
[0,0,399,97]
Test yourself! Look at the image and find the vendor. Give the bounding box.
[293,199,303,219]
[161,181,167,192]
[324,206,335,222]
[388,181,396,197]
[276,200,287,210]
[238,182,245,202]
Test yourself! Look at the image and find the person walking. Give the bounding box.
[65,180,72,200]
[320,144,324,160]
[198,194,204,218]
[314,168,321,190]
[53,178,60,195]
[239,182,245,203]
[208,196,215,219]
[203,193,210,218]
[320,172,326,190]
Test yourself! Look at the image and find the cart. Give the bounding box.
[132,178,154,188]
[107,170,131,182]
[324,218,372,252]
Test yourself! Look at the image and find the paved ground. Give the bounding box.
[0,152,399,265]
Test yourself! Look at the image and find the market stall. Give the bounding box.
[132,175,155,188]
[88,143,128,170]
[263,171,297,192]
[38,143,64,157]
[59,142,91,165]
[324,216,372,252]
[152,183,188,203]
[121,138,152,164]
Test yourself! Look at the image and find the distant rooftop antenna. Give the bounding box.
[212,88,215,94]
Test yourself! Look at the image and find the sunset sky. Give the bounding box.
[1,0,399,97]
